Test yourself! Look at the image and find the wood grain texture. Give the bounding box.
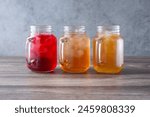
[0,57,150,100]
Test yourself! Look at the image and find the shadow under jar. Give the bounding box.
[93,25,124,73]
[25,25,57,72]
[59,26,90,73]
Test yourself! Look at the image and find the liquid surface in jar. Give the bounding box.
[26,33,57,72]
[60,33,90,73]
[93,34,123,73]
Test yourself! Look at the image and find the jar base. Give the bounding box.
[93,65,123,74]
[27,65,56,73]
[28,68,55,73]
[60,65,89,73]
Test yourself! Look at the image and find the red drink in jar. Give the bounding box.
[26,25,57,72]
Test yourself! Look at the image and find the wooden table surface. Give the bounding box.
[0,57,150,100]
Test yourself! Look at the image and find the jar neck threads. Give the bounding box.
[30,25,52,36]
[64,26,86,34]
[97,25,120,34]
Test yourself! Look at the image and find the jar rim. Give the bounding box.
[30,25,52,34]
[97,25,120,33]
[30,25,52,29]
[64,26,85,33]
[97,25,120,29]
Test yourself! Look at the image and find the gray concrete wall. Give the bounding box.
[0,0,150,56]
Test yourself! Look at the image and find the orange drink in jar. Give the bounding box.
[93,25,124,73]
[59,26,90,73]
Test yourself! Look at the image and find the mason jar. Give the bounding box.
[93,25,124,73]
[25,25,57,72]
[59,26,90,73]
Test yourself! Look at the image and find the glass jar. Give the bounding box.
[25,25,57,72]
[59,26,90,73]
[93,25,124,73]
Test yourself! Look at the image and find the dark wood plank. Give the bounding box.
[0,57,150,100]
